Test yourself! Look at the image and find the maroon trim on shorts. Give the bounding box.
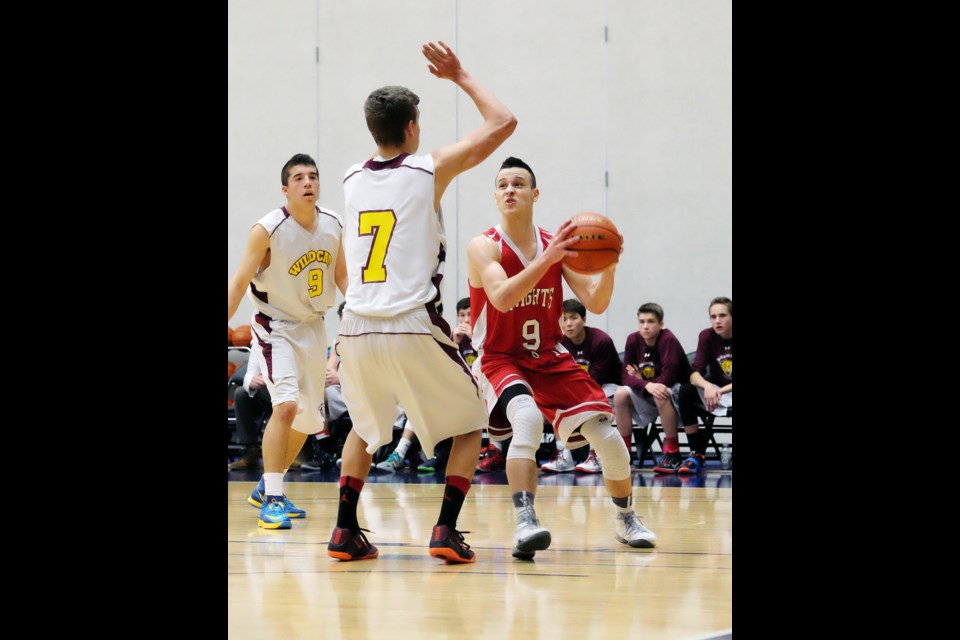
[338,331,432,337]
[486,424,514,439]
[253,312,274,382]
[428,307,479,393]
[249,282,268,304]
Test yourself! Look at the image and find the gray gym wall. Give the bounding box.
[228,0,732,354]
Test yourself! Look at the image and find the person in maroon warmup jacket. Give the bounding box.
[672,296,733,474]
[613,302,690,473]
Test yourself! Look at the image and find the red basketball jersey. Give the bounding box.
[470,225,563,358]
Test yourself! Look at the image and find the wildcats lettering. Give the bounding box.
[288,249,332,276]
[511,287,555,310]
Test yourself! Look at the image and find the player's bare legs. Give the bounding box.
[499,393,552,560]
[445,429,482,479]
[251,401,304,528]
[339,428,374,479]
[506,459,538,495]
[613,387,635,456]
[261,401,298,472]
[605,477,632,501]
[655,396,679,441]
[428,429,483,564]
[327,428,379,561]
[579,419,657,548]
[508,456,551,560]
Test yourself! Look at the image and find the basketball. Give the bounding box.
[228,326,234,347]
[231,324,252,347]
[562,213,622,274]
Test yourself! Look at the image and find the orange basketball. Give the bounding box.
[228,326,234,347]
[562,213,622,275]
[231,324,252,347]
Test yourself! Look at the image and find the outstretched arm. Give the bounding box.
[228,225,270,323]
[424,40,517,210]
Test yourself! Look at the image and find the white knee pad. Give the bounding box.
[504,394,543,462]
[580,414,630,480]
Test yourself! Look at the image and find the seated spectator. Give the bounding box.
[613,302,690,474]
[228,354,272,471]
[542,298,623,474]
[673,296,733,474]
[230,339,312,471]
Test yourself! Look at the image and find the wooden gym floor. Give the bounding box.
[227,466,732,639]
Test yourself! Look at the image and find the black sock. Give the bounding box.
[437,476,471,529]
[512,491,535,509]
[318,438,337,455]
[336,477,362,532]
[687,429,707,455]
[437,486,465,529]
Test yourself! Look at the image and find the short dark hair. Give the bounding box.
[562,299,586,319]
[281,153,317,186]
[637,302,664,323]
[364,86,420,147]
[710,296,732,317]
[456,297,470,312]
[498,156,536,188]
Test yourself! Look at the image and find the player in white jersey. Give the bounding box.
[328,40,516,564]
[228,153,347,530]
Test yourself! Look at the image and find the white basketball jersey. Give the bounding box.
[247,206,343,322]
[342,153,445,317]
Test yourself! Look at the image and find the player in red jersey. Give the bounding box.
[467,157,656,558]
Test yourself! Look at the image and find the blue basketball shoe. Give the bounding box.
[677,453,706,475]
[247,477,306,518]
[258,498,292,529]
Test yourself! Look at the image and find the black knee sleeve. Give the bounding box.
[677,383,702,427]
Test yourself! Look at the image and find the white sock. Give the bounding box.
[263,472,284,498]
[491,441,504,451]
[395,437,412,458]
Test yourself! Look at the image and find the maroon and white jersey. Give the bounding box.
[470,224,562,359]
[341,152,445,318]
[248,206,342,322]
